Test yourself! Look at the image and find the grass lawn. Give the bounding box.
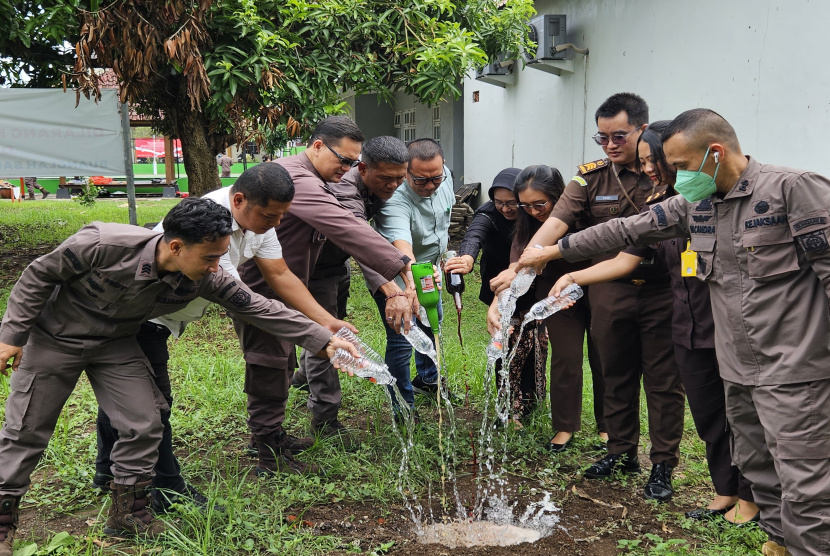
[0,200,765,555]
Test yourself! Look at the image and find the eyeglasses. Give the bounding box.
[517,200,550,212]
[592,125,643,147]
[493,200,518,209]
[323,142,360,168]
[409,173,446,186]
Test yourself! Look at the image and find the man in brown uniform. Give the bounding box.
[513,93,685,501]
[23,177,48,199]
[291,136,410,449]
[0,198,358,553]
[236,117,416,475]
[219,153,233,178]
[527,108,830,556]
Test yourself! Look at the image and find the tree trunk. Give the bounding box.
[176,107,222,197]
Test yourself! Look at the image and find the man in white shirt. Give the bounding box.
[93,163,355,510]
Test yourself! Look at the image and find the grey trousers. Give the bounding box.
[295,265,350,423]
[725,379,830,556]
[0,338,167,496]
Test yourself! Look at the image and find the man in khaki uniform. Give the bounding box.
[526,108,830,556]
[507,93,685,501]
[236,117,415,475]
[0,198,357,553]
[292,136,409,449]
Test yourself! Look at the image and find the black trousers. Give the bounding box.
[95,322,184,491]
[674,344,753,500]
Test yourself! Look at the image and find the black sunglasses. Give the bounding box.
[591,125,643,147]
[323,142,360,168]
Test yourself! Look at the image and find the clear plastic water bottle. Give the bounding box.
[331,327,394,385]
[522,284,584,324]
[417,305,430,328]
[486,330,505,366]
[510,267,536,298]
[402,318,437,359]
[330,348,394,385]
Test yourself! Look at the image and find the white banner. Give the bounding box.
[0,88,126,176]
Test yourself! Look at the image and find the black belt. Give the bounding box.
[613,278,671,287]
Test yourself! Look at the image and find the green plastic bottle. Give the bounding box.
[410,261,440,333]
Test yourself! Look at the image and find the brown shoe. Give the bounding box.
[311,418,359,452]
[253,433,324,477]
[276,428,315,454]
[103,477,165,538]
[761,541,792,556]
[0,495,20,556]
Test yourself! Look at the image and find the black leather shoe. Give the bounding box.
[584,450,641,479]
[151,483,223,514]
[411,376,438,396]
[91,472,113,492]
[685,506,730,520]
[644,462,674,501]
[291,373,310,393]
[546,435,572,453]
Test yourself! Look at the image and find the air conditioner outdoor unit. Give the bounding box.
[524,14,571,63]
[474,57,515,88]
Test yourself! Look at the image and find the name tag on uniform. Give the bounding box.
[681,240,697,277]
[596,195,618,202]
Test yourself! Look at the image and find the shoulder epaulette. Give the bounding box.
[645,190,667,204]
[577,158,609,175]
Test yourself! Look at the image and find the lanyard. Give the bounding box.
[613,167,653,212]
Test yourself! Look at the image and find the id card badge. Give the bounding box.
[680,240,697,277]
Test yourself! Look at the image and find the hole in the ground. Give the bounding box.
[416,520,542,548]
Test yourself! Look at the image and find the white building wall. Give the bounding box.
[465,0,830,196]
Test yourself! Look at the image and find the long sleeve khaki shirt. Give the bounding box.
[269,153,407,286]
[558,157,830,386]
[0,223,332,356]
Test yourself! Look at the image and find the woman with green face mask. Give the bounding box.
[549,122,758,521]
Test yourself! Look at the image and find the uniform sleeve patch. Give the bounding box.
[218,281,237,298]
[560,235,570,251]
[572,176,588,187]
[62,247,84,271]
[797,230,829,256]
[790,209,830,235]
[229,288,252,308]
[651,204,668,228]
[577,159,608,175]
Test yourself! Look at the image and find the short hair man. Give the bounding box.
[235,117,417,468]
[92,163,353,504]
[0,198,356,552]
[373,138,456,411]
[292,136,410,447]
[527,108,830,556]
[504,93,685,501]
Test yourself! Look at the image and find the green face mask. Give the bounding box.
[674,147,720,203]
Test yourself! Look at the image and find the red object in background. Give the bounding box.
[90,176,113,185]
[180,193,189,198]
[134,138,182,159]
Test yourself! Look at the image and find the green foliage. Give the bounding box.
[72,179,103,207]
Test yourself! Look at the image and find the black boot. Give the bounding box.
[584,448,641,479]
[644,462,674,501]
[0,495,20,556]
